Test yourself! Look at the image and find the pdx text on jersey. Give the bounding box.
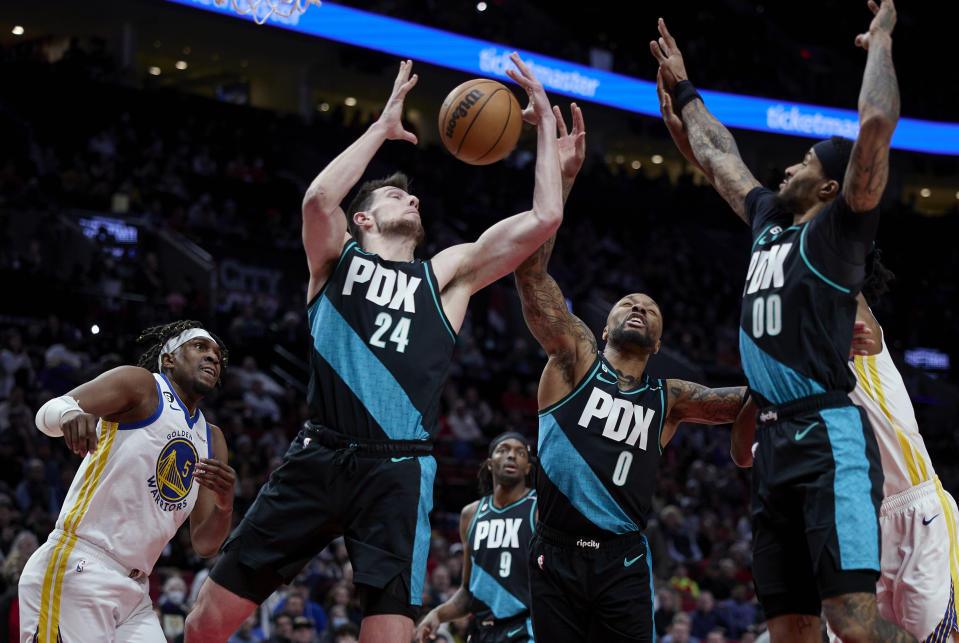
[744,238,793,296]
[342,256,422,313]
[578,388,656,451]
[473,518,523,550]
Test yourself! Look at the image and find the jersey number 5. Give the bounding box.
[751,294,782,339]
[370,312,411,353]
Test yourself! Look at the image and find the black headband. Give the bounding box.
[488,431,530,456]
[812,138,852,186]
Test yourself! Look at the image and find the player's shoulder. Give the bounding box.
[461,498,482,520]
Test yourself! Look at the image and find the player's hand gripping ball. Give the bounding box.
[438,79,522,165]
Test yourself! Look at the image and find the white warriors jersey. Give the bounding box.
[849,335,935,498]
[53,373,210,574]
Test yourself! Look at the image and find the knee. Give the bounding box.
[184,599,224,642]
[821,595,872,643]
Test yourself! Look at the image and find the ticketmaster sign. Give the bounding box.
[167,0,959,156]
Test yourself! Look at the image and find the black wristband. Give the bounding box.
[673,80,702,112]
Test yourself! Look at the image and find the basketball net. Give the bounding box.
[213,0,321,25]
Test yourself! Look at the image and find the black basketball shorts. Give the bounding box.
[528,523,654,642]
[751,393,883,618]
[209,427,436,617]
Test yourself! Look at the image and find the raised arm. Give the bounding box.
[650,19,760,223]
[190,425,236,557]
[661,380,747,447]
[415,501,478,642]
[843,0,899,212]
[431,53,563,324]
[302,60,419,301]
[656,68,711,182]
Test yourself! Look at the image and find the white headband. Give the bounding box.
[158,328,215,370]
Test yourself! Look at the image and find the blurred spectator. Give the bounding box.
[267,613,294,643]
[158,574,189,641]
[291,616,317,643]
[273,579,327,636]
[244,379,282,423]
[690,591,726,640]
[717,584,761,639]
[661,505,703,566]
[655,586,680,638]
[228,612,266,643]
[14,460,57,516]
[0,388,32,434]
[661,612,697,643]
[0,332,33,399]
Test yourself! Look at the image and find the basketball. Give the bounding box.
[438,79,522,165]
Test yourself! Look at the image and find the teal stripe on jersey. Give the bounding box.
[411,455,437,606]
[645,535,656,642]
[822,406,880,571]
[468,561,527,619]
[309,296,428,440]
[538,414,639,534]
[800,225,851,293]
[739,329,825,404]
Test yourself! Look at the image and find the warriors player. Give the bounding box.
[187,55,562,643]
[20,321,235,643]
[416,432,537,643]
[652,2,913,640]
[847,253,959,642]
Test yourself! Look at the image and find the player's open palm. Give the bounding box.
[855,0,896,50]
[378,59,419,144]
[61,411,99,456]
[507,52,553,127]
[649,18,689,91]
[195,457,237,511]
[554,103,586,179]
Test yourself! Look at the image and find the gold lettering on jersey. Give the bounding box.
[576,387,655,451]
[341,256,421,313]
[744,243,793,295]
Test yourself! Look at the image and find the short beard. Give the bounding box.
[772,191,805,215]
[192,377,215,396]
[378,218,425,246]
[608,325,655,349]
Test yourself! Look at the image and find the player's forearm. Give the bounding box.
[530,115,563,232]
[561,175,575,204]
[302,121,390,216]
[191,506,232,557]
[434,587,472,622]
[681,101,741,178]
[857,32,899,131]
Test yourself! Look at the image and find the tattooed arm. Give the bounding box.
[843,0,899,212]
[660,381,747,447]
[650,19,760,223]
[514,236,597,387]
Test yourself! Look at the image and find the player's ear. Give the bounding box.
[160,351,175,371]
[653,338,661,355]
[352,210,374,231]
[819,179,840,201]
[602,326,608,341]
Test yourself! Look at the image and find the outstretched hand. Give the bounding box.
[554,103,586,179]
[506,52,555,128]
[855,0,896,51]
[657,68,684,140]
[649,18,689,91]
[377,59,419,144]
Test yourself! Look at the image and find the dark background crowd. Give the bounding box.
[0,2,957,641]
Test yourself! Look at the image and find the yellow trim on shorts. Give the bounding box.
[934,477,959,596]
[36,421,118,643]
[860,355,923,486]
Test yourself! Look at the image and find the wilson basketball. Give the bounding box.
[438,79,522,165]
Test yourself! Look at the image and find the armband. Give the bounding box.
[35,395,83,437]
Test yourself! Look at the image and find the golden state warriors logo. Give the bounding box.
[147,437,198,511]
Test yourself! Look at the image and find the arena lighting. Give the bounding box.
[149,66,162,75]
[920,187,931,198]
[91,325,101,335]
[165,0,959,156]
[176,60,189,70]
[12,25,24,36]
[476,2,487,11]
[651,154,664,164]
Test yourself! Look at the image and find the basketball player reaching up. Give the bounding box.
[651,1,913,641]
[20,321,235,643]
[186,55,563,643]
[416,432,538,643]
[512,115,746,641]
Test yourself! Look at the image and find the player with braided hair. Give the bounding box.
[20,320,236,643]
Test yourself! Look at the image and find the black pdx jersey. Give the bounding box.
[467,490,537,622]
[306,241,457,440]
[537,353,667,538]
[739,187,879,406]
